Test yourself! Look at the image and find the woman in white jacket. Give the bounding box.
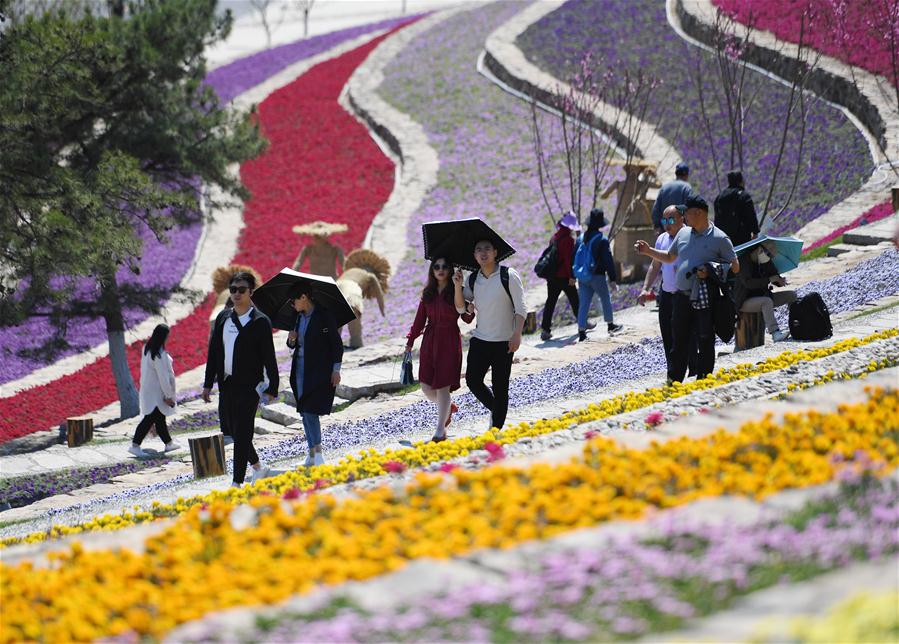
[129,324,182,457]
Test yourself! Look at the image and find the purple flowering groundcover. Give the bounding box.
[243,475,898,643]
[516,0,872,238]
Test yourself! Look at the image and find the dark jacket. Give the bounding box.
[713,186,759,247]
[732,258,778,309]
[288,306,344,416]
[581,230,617,282]
[204,307,279,396]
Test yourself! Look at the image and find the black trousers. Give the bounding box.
[132,407,172,445]
[221,379,260,483]
[541,277,579,332]
[218,393,231,437]
[669,292,715,383]
[657,290,674,367]
[466,337,514,430]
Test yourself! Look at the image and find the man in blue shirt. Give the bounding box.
[651,162,692,232]
[636,193,739,384]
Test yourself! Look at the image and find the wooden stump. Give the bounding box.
[189,434,226,479]
[523,311,538,335]
[735,311,765,351]
[66,416,94,447]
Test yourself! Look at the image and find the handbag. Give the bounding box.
[399,350,416,386]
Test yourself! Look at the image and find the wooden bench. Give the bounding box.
[735,311,765,351]
[188,434,226,479]
[66,416,94,447]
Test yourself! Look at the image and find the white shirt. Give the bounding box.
[223,307,253,377]
[462,266,527,342]
[655,232,678,293]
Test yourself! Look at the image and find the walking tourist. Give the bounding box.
[455,239,527,430]
[574,209,624,342]
[713,170,759,247]
[651,161,692,232]
[734,246,796,342]
[130,324,182,457]
[405,258,473,441]
[202,271,278,487]
[539,211,580,341]
[637,205,686,369]
[635,194,740,383]
[287,286,343,466]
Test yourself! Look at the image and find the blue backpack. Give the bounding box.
[572,234,602,281]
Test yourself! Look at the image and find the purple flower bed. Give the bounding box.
[366,3,627,343]
[516,0,873,238]
[205,16,418,103]
[247,476,899,642]
[0,458,167,509]
[0,17,416,386]
[775,247,899,327]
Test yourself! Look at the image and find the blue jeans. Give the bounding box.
[577,275,613,328]
[302,411,322,451]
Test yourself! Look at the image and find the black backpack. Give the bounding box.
[533,240,558,279]
[788,292,832,341]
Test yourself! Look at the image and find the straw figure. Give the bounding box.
[336,249,390,348]
[292,221,348,279]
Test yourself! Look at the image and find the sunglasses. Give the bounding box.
[432,263,450,271]
[229,285,249,294]
[660,217,679,226]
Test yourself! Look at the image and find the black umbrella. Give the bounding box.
[252,268,356,331]
[422,218,515,271]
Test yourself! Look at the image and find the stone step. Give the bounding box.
[842,217,897,245]
[259,402,301,426]
[824,243,856,257]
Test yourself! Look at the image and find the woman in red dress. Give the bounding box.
[405,257,472,442]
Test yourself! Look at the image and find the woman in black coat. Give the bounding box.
[287,286,343,466]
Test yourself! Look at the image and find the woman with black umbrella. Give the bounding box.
[287,285,344,466]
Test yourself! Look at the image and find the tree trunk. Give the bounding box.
[303,9,309,37]
[100,272,140,419]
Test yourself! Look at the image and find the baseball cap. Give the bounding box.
[684,193,709,211]
[675,162,689,175]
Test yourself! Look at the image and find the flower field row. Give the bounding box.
[3,328,895,547]
[365,1,594,342]
[227,475,899,643]
[0,17,416,390]
[1,387,896,642]
[784,591,899,644]
[517,0,872,237]
[714,0,899,88]
[0,21,414,443]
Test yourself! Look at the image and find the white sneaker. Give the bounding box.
[128,444,148,458]
[251,466,271,483]
[772,329,790,342]
[230,481,242,489]
[163,441,182,453]
[313,452,325,466]
[223,435,234,446]
[303,454,314,467]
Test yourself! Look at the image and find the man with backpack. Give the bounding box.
[536,211,580,341]
[713,170,759,247]
[454,238,527,431]
[574,209,624,342]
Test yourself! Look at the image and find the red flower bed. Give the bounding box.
[0,25,411,443]
[714,0,899,88]
[803,200,895,254]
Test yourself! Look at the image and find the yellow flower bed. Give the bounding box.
[750,592,899,643]
[2,387,897,643]
[3,329,896,549]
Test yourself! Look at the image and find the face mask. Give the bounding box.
[756,249,770,264]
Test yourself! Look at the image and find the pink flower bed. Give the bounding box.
[714,0,899,87]
[803,200,894,253]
